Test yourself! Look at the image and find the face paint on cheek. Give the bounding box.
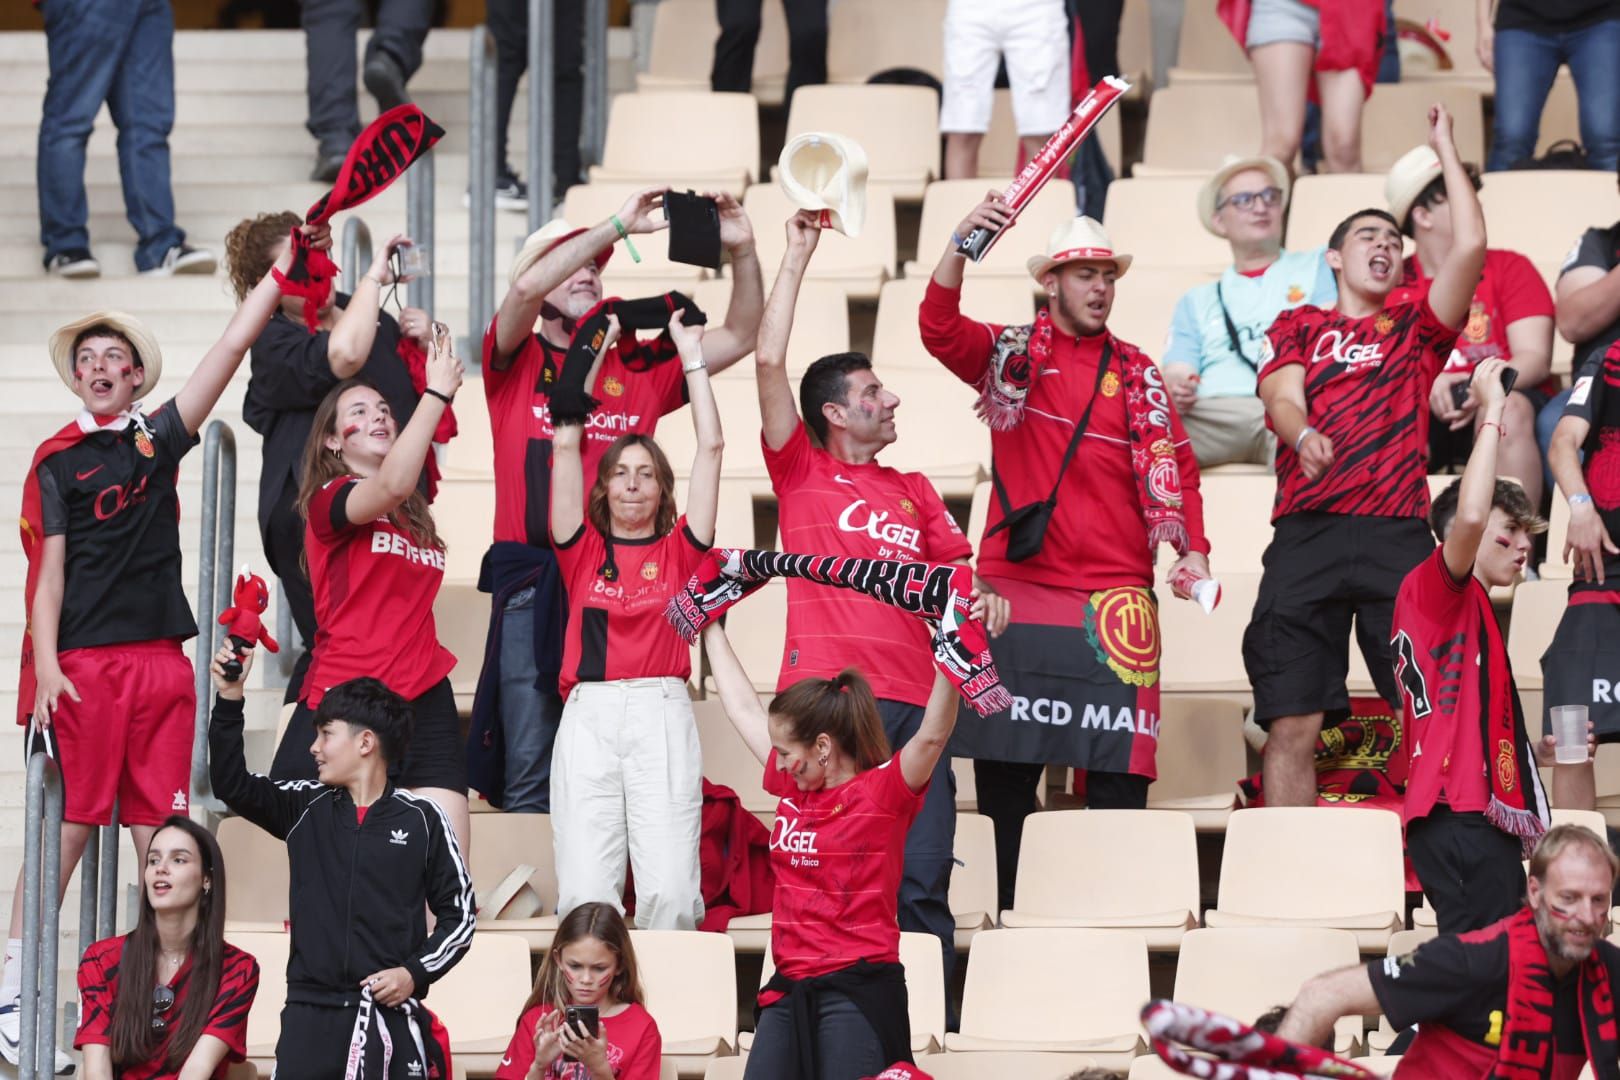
[1494,536,1511,549]
[1549,902,1575,921]
[342,424,362,440]
[118,366,132,379]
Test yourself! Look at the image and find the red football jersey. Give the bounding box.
[1260,299,1458,521]
[761,751,923,992]
[765,421,972,706]
[1387,249,1555,381]
[482,319,687,547]
[492,1002,662,1080]
[553,517,710,697]
[303,477,457,707]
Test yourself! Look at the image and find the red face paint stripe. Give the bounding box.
[342,424,362,439]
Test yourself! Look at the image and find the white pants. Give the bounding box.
[940,0,1071,136]
[552,677,705,930]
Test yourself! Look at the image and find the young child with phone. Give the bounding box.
[493,902,661,1080]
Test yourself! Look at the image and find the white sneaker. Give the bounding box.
[140,243,216,277]
[0,999,77,1074]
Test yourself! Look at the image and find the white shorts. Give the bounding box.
[940,0,1071,137]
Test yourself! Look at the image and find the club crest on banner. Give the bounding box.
[1083,587,1159,687]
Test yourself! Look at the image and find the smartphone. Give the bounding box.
[393,241,430,283]
[664,189,722,269]
[564,1005,600,1040]
[1449,365,1518,409]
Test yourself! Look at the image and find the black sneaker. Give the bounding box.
[141,243,217,277]
[44,248,100,279]
[494,173,529,211]
[311,150,345,183]
[363,53,410,113]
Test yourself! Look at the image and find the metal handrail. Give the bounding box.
[406,152,436,317]
[192,420,236,811]
[528,0,557,228]
[582,0,609,170]
[469,26,498,338]
[341,216,374,295]
[77,810,118,966]
[19,751,63,1079]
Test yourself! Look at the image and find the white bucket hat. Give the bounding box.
[1026,216,1133,283]
[777,131,869,237]
[1197,154,1291,236]
[1386,145,1443,230]
[49,311,163,400]
[509,217,613,285]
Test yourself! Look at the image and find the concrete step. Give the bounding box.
[0,28,491,63]
[0,151,476,188]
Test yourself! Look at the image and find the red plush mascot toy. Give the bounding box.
[218,564,279,682]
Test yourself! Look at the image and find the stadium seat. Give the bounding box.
[433,478,495,585]
[702,578,786,694]
[697,278,850,382]
[563,182,708,286]
[433,583,493,705]
[1205,808,1407,950]
[826,0,945,84]
[1170,0,1251,77]
[1141,85,1265,175]
[975,89,1124,177]
[866,367,989,495]
[1360,83,1486,171]
[1110,267,1219,360]
[590,93,759,195]
[1103,177,1232,270]
[1367,927,1443,1050]
[1284,174,1394,253]
[1173,927,1364,1053]
[1117,0,1155,96]
[630,930,739,1076]
[638,0,788,106]
[701,1059,748,1080]
[1506,579,1566,727]
[741,183,897,300]
[951,812,998,950]
[1001,810,1200,948]
[218,816,289,931]
[466,811,561,952]
[430,932,535,1072]
[783,85,940,201]
[1146,696,1249,830]
[923,1051,1104,1079]
[692,697,774,822]
[442,393,495,480]
[870,276,1037,371]
[946,927,1149,1065]
[967,480,991,550]
[1157,573,1261,699]
[226,930,291,1068]
[902,179,1080,280]
[1480,171,1620,272]
[1159,471,1277,574]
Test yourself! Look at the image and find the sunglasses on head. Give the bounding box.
[1217,187,1284,212]
[151,984,175,1034]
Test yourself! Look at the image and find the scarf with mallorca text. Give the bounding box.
[978,313,1189,554]
[276,105,445,330]
[666,549,1014,716]
[1141,1000,1378,1080]
[1492,907,1617,1080]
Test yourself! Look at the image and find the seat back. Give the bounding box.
[1284,174,1394,252]
[1012,810,1199,919]
[1506,580,1566,693]
[949,812,999,927]
[429,932,535,1050]
[1173,927,1361,1044]
[1173,0,1250,74]
[1480,171,1620,271]
[1360,83,1485,171]
[693,699,775,817]
[826,0,946,83]
[785,84,941,189]
[467,811,558,912]
[1216,808,1406,921]
[914,180,1079,276]
[1148,698,1249,805]
[224,930,291,1057]
[957,928,1150,1043]
[630,930,739,1050]
[744,182,898,285]
[597,93,759,186]
[433,583,493,697]
[219,816,290,927]
[1103,177,1230,269]
[1143,86,1264,174]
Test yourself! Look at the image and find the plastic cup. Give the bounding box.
[1551,704,1590,765]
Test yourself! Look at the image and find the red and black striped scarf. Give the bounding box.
[666,549,1014,716]
[1492,907,1617,1080]
[1141,1000,1377,1079]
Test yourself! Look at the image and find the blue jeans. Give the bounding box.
[1489,19,1620,171]
[499,586,565,813]
[37,0,185,269]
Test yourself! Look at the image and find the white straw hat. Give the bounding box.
[777,131,870,237]
[1197,154,1291,236]
[1026,216,1133,283]
[1386,145,1443,229]
[509,218,613,285]
[48,311,163,400]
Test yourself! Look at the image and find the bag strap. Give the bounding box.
[990,339,1113,525]
[1216,279,1259,373]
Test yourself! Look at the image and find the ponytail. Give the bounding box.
[768,669,891,770]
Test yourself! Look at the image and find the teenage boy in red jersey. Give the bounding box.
[1246,104,1486,808]
[1392,356,1551,933]
[3,227,322,1069]
[756,210,1008,995]
[469,188,763,814]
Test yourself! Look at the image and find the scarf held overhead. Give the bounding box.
[547,292,707,425]
[977,317,1189,555]
[1141,1000,1377,1080]
[666,549,1014,716]
[278,104,445,330]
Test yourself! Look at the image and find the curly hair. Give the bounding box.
[224,211,302,301]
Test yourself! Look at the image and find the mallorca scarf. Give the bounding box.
[977,314,1189,554]
[666,549,1014,716]
[547,292,707,424]
[17,406,160,725]
[1483,632,1549,856]
[1140,1000,1377,1080]
[278,105,445,330]
[1491,907,1618,1080]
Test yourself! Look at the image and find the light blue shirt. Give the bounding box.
[1163,246,1338,398]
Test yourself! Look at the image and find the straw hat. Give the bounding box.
[777,131,869,237]
[1386,145,1443,229]
[509,218,614,285]
[48,311,162,400]
[1026,216,1133,283]
[1197,154,1291,236]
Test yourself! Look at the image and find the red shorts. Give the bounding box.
[41,639,195,827]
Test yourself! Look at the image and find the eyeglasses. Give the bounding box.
[151,984,175,1034]
[1217,187,1284,212]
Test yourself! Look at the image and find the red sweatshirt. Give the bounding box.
[918,279,1210,590]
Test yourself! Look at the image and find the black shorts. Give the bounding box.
[271,678,467,794]
[1427,384,1551,471]
[1244,512,1436,727]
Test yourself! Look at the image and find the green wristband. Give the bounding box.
[610,215,642,264]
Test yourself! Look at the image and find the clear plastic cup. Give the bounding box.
[1551,704,1590,765]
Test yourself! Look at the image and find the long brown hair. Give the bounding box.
[520,903,645,1014]
[586,434,676,538]
[109,817,226,1072]
[224,210,302,302]
[297,378,444,553]
[769,669,891,771]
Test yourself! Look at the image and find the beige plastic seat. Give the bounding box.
[975,88,1124,177]
[783,85,940,201]
[433,583,493,706]
[1361,84,1485,171]
[1541,480,1573,580]
[1175,927,1363,1053]
[225,930,291,1071]
[1156,573,1261,700]
[870,276,1037,371]
[562,182,708,286]
[967,480,991,549]
[1284,174,1395,252]
[1205,808,1406,950]
[1141,85,1264,175]
[690,701,774,953]
[590,93,759,195]
[1160,471,1277,575]
[864,367,989,492]
[1367,926,1442,1050]
[430,932,535,1073]
[1506,579,1566,727]
[1147,697,1249,830]
[701,578,786,694]
[742,182,896,301]
[698,278,850,382]
[826,0,945,84]
[1170,0,1251,77]
[218,816,289,931]
[1481,171,1620,271]
[946,927,1149,1066]
[902,179,1080,279]
[630,930,739,1076]
[1103,177,1231,270]
[1002,810,1199,948]
[701,1059,748,1080]
[950,812,998,950]
[1111,267,1219,357]
[466,811,561,953]
[924,1051,1103,1079]
[638,0,788,106]
[432,477,494,585]
[441,395,495,480]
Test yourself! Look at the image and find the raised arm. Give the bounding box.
[671,314,724,546]
[325,233,407,378]
[548,321,614,544]
[929,190,1011,291]
[701,623,772,764]
[1441,358,1510,580]
[1425,105,1487,330]
[699,191,763,375]
[206,646,317,839]
[899,670,959,793]
[1276,965,1381,1049]
[1259,364,1336,481]
[757,213,820,451]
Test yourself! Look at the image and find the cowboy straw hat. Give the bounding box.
[1386,144,1443,229]
[1197,154,1291,236]
[49,311,163,400]
[777,131,870,237]
[509,217,614,285]
[1026,216,1133,283]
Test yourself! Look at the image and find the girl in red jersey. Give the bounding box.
[701,620,965,1080]
[76,816,259,1080]
[293,324,470,854]
[493,902,661,1080]
[548,310,722,931]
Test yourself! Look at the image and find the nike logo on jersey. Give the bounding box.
[75,465,104,481]
[832,474,856,485]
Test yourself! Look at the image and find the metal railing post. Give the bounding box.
[406,154,436,317]
[528,0,556,229]
[341,217,374,294]
[582,0,609,169]
[20,751,63,1079]
[97,812,118,937]
[192,421,236,812]
[470,26,498,338]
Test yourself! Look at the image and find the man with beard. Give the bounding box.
[1279,824,1620,1079]
[468,188,764,813]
